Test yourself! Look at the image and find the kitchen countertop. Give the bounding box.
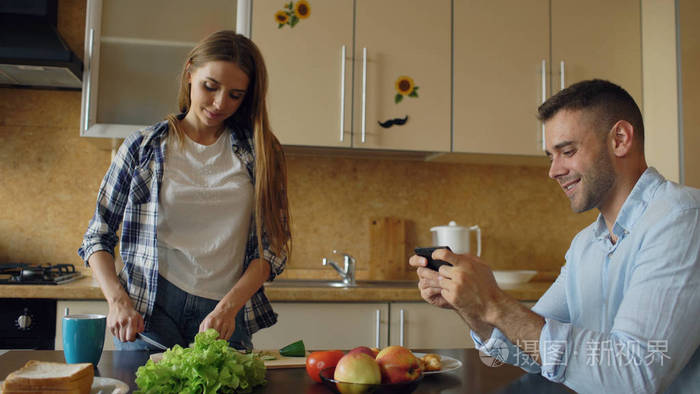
[0,275,105,300]
[0,274,552,302]
[263,280,551,302]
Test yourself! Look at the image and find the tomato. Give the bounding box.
[305,350,345,383]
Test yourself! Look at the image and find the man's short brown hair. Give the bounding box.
[538,79,644,146]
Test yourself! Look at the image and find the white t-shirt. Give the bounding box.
[157,131,254,300]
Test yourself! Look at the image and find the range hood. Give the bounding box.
[0,0,82,89]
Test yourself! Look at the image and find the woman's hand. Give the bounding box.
[200,303,238,340]
[409,253,454,309]
[88,251,144,342]
[107,297,144,342]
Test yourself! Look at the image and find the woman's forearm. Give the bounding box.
[218,258,270,314]
[88,251,131,307]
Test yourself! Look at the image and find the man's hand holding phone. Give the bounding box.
[414,246,453,271]
[410,246,454,310]
[409,246,499,339]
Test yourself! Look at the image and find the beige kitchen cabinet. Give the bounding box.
[352,0,451,151]
[551,0,642,102]
[55,300,113,351]
[252,302,389,350]
[388,302,475,349]
[389,301,537,349]
[81,0,236,138]
[453,0,641,156]
[250,0,353,148]
[253,300,540,350]
[248,0,451,151]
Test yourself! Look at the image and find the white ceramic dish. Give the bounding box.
[413,352,463,374]
[1,377,128,394]
[91,377,129,394]
[493,270,537,285]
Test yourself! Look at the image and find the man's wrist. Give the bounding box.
[456,309,494,340]
[482,288,511,327]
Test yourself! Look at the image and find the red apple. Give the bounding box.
[375,345,422,383]
[347,346,378,358]
[333,352,381,384]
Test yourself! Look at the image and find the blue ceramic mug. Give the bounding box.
[62,313,106,365]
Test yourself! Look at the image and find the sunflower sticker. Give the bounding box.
[275,0,311,28]
[395,76,419,103]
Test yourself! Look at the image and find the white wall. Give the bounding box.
[641,0,681,182]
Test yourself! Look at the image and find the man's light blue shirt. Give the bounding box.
[473,168,700,393]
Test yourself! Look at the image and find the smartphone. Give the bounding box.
[414,246,453,271]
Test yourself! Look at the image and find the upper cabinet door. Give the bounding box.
[251,0,354,147]
[81,0,236,138]
[453,0,549,156]
[353,0,451,151]
[551,0,642,106]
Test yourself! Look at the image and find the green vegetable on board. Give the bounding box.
[279,339,306,357]
[134,329,266,393]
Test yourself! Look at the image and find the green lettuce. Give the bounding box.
[135,329,266,393]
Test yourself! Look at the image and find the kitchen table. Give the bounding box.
[0,349,573,393]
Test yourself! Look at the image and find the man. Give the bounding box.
[410,79,699,393]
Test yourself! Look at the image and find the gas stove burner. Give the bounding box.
[0,263,82,285]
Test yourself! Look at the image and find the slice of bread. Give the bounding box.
[1,361,94,394]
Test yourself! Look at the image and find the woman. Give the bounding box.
[79,31,291,351]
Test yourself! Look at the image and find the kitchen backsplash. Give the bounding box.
[0,0,596,278]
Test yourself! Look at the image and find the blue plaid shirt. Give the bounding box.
[78,120,286,335]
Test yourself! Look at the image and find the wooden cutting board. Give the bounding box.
[369,217,411,280]
[260,350,308,369]
[149,350,307,369]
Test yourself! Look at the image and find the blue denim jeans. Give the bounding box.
[114,275,253,351]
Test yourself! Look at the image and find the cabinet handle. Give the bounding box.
[339,45,346,142]
[560,60,565,91]
[375,309,381,348]
[540,59,546,151]
[399,309,405,347]
[236,0,252,38]
[361,47,367,143]
[84,28,95,134]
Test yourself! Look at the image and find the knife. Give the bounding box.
[138,333,168,351]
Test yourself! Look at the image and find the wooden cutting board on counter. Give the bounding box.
[369,217,412,280]
[149,350,307,369]
[259,350,308,369]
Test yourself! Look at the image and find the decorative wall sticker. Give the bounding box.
[394,76,419,103]
[274,10,289,25]
[276,0,311,28]
[378,115,409,128]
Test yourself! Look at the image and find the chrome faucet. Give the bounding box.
[322,250,356,285]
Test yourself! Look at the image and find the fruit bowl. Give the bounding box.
[319,367,423,394]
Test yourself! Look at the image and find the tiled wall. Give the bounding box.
[0,0,596,277]
[285,153,594,277]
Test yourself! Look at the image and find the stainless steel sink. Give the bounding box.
[264,279,418,288]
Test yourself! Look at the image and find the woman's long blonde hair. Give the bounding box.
[167,30,291,261]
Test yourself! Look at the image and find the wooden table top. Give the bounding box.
[0,349,572,393]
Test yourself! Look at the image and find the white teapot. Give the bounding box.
[430,221,482,256]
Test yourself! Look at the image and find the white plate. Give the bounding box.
[413,352,463,374]
[493,270,537,285]
[91,377,129,394]
[1,377,128,394]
